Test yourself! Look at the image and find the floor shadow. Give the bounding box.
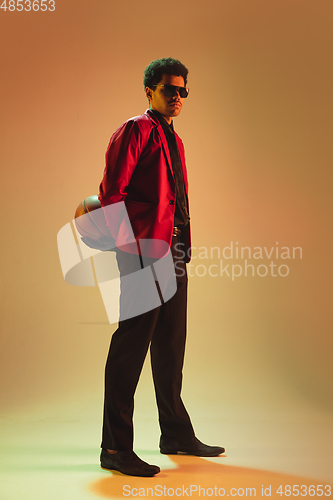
[88,454,332,499]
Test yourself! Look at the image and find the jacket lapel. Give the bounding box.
[174,133,188,194]
[145,110,175,183]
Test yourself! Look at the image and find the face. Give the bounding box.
[146,74,186,124]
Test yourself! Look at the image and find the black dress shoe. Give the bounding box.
[100,449,160,477]
[159,436,225,457]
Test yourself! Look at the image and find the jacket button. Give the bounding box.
[169,200,175,205]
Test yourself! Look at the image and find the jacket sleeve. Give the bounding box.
[98,119,146,239]
[99,119,146,205]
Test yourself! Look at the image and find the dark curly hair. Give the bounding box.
[143,57,188,88]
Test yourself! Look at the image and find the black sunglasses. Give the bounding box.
[154,84,189,98]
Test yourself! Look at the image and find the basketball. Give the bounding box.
[74,195,115,250]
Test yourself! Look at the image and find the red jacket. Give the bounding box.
[99,109,191,261]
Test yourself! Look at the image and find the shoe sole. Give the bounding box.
[160,449,225,457]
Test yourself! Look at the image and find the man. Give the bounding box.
[98,58,224,477]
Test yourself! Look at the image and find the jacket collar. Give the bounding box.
[145,108,159,126]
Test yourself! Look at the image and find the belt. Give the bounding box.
[172,227,182,236]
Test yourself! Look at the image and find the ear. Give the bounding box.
[145,87,153,101]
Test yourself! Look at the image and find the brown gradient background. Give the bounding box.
[1,0,332,486]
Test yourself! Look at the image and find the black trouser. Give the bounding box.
[101,235,195,451]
